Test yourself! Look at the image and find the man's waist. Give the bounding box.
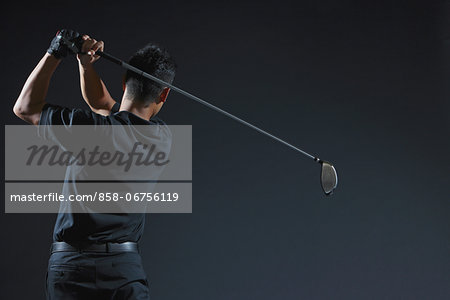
[51,241,139,253]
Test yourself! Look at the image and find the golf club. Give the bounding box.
[61,35,338,195]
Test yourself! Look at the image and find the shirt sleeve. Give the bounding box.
[39,103,102,126]
[37,103,108,151]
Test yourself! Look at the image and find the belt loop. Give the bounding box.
[77,242,83,254]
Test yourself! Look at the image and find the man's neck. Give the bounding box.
[119,98,155,120]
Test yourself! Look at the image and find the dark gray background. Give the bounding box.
[1,0,449,299]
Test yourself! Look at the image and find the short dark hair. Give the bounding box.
[124,43,176,104]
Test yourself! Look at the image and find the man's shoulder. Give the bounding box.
[40,103,109,126]
[150,116,166,125]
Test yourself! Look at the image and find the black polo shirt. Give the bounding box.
[38,102,171,244]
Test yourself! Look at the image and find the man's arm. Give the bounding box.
[77,35,117,116]
[13,53,61,125]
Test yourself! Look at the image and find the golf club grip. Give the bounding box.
[95,50,319,162]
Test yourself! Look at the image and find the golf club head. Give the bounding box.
[320,161,338,196]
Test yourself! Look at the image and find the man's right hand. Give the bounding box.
[77,35,105,67]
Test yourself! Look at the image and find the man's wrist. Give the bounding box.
[78,61,95,71]
[44,52,62,65]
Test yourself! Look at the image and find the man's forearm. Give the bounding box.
[13,52,61,124]
[78,63,115,111]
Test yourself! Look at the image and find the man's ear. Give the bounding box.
[122,75,126,92]
[158,87,170,103]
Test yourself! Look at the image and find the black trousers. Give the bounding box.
[46,251,150,300]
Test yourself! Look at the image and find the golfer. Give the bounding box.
[13,29,176,299]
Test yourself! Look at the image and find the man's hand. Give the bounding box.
[77,35,104,66]
[77,34,116,115]
[47,29,83,59]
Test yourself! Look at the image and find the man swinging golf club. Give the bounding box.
[13,25,338,300]
[13,29,176,299]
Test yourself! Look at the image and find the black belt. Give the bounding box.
[51,241,139,253]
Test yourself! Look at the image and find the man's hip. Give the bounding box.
[46,244,149,300]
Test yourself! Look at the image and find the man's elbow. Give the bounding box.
[13,101,30,119]
[13,102,25,118]
[13,101,42,125]
[13,101,26,120]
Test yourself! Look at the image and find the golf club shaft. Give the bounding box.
[97,51,320,162]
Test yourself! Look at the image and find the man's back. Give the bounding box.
[39,103,172,244]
